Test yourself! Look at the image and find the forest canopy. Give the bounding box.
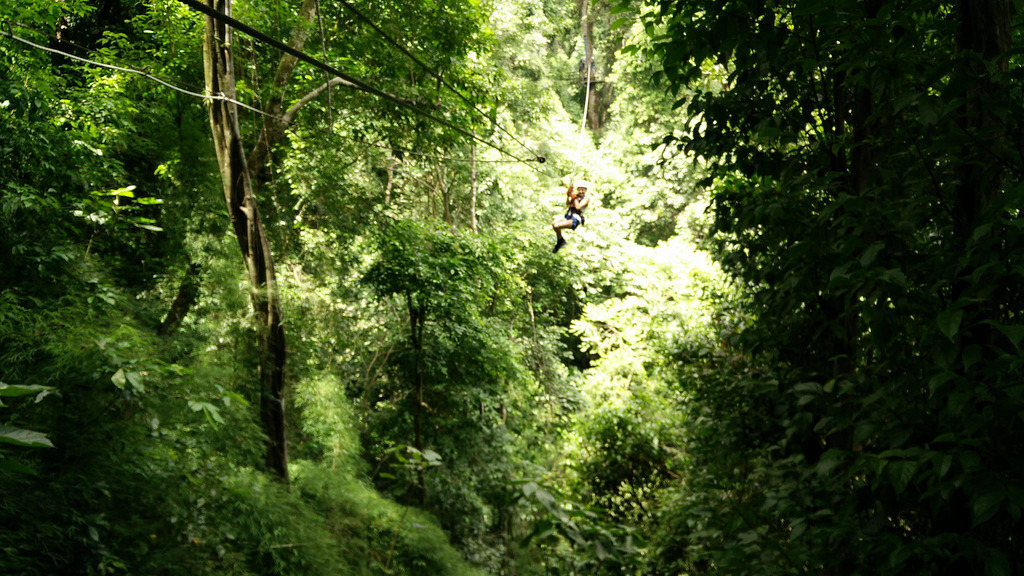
[1,0,1021,575]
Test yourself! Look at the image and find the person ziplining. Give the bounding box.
[550,28,596,255]
[551,180,590,253]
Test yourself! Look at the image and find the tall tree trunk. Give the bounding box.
[406,292,427,507]
[203,0,288,482]
[438,166,453,228]
[470,143,478,234]
[824,0,882,377]
[578,0,601,131]
[952,0,1011,242]
[950,0,1012,354]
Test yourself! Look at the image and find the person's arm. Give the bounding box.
[574,195,589,210]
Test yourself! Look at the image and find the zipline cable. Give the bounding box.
[573,33,593,181]
[1,23,531,172]
[0,25,269,117]
[6,19,209,94]
[174,0,543,171]
[308,125,535,165]
[335,0,540,160]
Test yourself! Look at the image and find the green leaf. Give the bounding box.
[993,323,1024,351]
[887,460,918,494]
[221,391,249,407]
[816,449,844,476]
[928,372,956,394]
[422,449,442,465]
[0,383,52,397]
[880,268,907,286]
[937,309,963,341]
[0,456,39,475]
[534,486,557,508]
[796,382,823,404]
[521,481,538,498]
[972,486,1005,526]
[124,371,144,393]
[111,368,127,390]
[963,344,983,370]
[0,425,54,448]
[937,454,953,477]
[859,241,884,266]
[188,401,224,426]
[789,518,807,539]
[107,185,136,197]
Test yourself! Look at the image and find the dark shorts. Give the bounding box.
[565,212,582,230]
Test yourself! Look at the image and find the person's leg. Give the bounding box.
[552,218,572,252]
[554,217,577,235]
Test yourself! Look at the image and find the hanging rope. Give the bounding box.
[572,33,593,183]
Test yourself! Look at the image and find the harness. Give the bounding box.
[566,193,586,227]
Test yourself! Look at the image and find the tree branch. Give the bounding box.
[282,76,354,125]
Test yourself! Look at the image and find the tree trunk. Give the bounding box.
[158,262,201,336]
[470,143,478,234]
[952,0,1011,242]
[384,157,395,205]
[406,292,427,506]
[824,0,882,377]
[949,0,1012,354]
[578,0,601,131]
[203,0,288,483]
[438,166,453,228]
[247,0,319,183]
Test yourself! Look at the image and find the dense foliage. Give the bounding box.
[2,0,1021,575]
[618,0,1024,574]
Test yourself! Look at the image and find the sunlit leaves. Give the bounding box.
[625,0,1024,573]
[0,381,55,475]
[0,425,54,448]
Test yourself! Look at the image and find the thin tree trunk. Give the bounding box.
[247,0,319,183]
[384,157,395,205]
[437,166,453,228]
[406,292,427,507]
[158,262,202,336]
[203,0,288,482]
[470,143,478,234]
[579,0,600,130]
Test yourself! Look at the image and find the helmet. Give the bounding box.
[574,179,592,191]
